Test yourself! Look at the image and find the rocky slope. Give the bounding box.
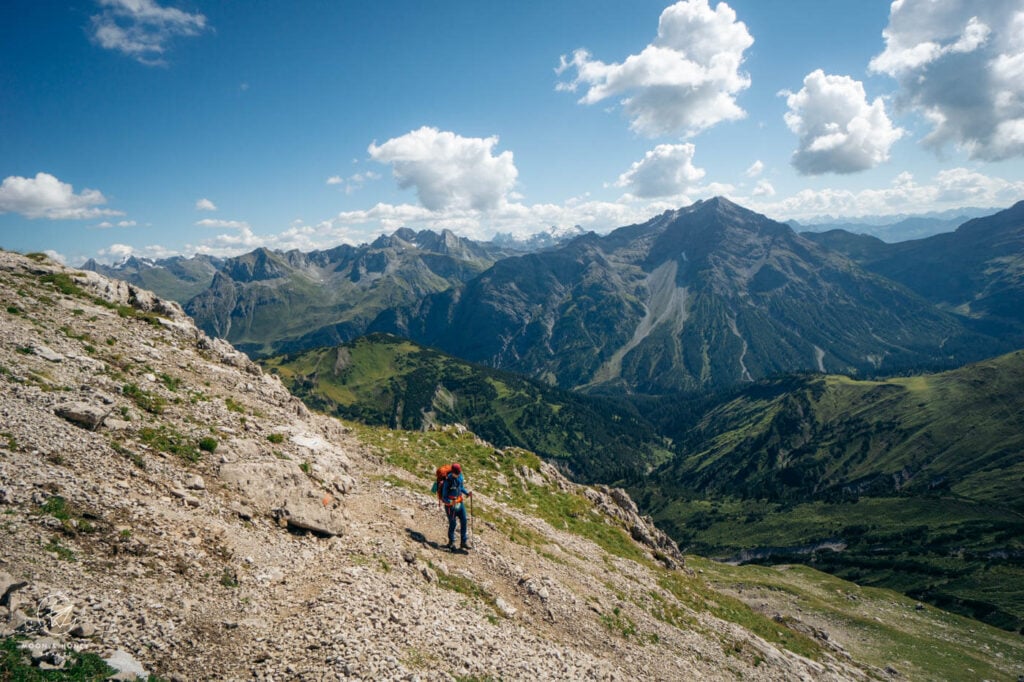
[0,250,869,680]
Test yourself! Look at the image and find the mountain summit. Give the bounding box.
[376,198,1000,394]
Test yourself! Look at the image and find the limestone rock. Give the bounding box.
[32,344,64,362]
[104,649,150,680]
[54,402,109,430]
[220,460,345,536]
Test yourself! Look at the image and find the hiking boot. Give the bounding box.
[460,541,471,551]
[445,542,456,552]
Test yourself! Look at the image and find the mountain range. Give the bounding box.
[82,253,221,303]
[804,200,1024,340]
[91,198,1021,398]
[372,197,1008,393]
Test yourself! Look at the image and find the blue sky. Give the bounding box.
[2,0,1023,265]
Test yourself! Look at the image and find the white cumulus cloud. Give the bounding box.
[751,180,775,197]
[0,172,122,220]
[744,160,764,177]
[195,218,250,230]
[746,168,1024,221]
[368,127,518,211]
[869,0,1024,160]
[90,0,209,66]
[615,143,706,198]
[327,171,381,194]
[195,197,217,211]
[783,70,903,175]
[556,0,753,137]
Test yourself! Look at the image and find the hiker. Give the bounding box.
[440,462,472,551]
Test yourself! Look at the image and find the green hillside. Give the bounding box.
[345,418,1024,682]
[261,334,671,481]
[639,350,1024,632]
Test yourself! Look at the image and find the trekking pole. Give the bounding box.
[470,494,474,546]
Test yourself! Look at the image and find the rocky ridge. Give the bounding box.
[0,250,866,680]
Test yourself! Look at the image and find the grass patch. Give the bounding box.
[39,272,85,297]
[198,437,218,453]
[44,537,76,562]
[158,373,181,392]
[139,426,201,463]
[658,568,823,661]
[0,636,119,680]
[267,432,285,444]
[224,396,245,413]
[1,432,18,451]
[122,383,166,415]
[692,556,1024,681]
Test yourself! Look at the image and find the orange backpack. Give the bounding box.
[433,464,454,500]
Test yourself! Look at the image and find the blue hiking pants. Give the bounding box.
[446,502,467,546]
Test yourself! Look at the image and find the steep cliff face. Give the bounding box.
[0,250,874,680]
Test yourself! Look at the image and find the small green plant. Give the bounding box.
[119,528,133,540]
[44,537,76,562]
[122,383,166,415]
[5,305,19,314]
[600,605,641,640]
[110,440,145,469]
[299,460,313,475]
[267,433,285,444]
[39,496,72,521]
[115,305,163,327]
[1,432,18,451]
[39,272,85,297]
[158,373,181,392]
[139,426,201,463]
[219,569,239,588]
[199,437,218,453]
[25,252,50,263]
[106,336,117,346]
[224,396,245,413]
[60,325,87,341]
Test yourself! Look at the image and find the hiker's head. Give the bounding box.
[451,462,462,474]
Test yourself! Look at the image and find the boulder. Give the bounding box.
[32,344,64,362]
[54,402,109,430]
[104,649,150,680]
[220,460,344,537]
